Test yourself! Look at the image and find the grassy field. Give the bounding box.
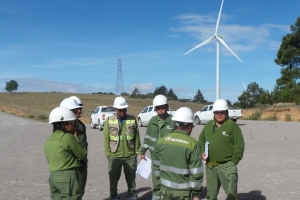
[1,92,300,123]
[0,92,205,123]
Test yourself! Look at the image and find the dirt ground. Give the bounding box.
[242,107,300,122]
[1,111,300,199]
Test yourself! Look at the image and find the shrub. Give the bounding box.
[285,114,292,121]
[244,111,262,120]
[38,114,47,121]
[28,115,34,118]
[263,114,277,121]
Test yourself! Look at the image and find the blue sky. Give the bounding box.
[0,0,299,102]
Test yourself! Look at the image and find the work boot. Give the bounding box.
[109,195,120,200]
[126,192,138,200]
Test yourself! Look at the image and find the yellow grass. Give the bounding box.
[1,92,300,123]
[0,92,205,123]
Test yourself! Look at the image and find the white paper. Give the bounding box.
[136,156,152,179]
[205,142,209,159]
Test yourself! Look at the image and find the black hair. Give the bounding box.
[52,122,68,133]
[174,122,192,130]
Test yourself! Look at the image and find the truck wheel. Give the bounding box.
[98,120,103,131]
[138,118,143,127]
[90,119,96,129]
[232,119,237,122]
[195,116,201,125]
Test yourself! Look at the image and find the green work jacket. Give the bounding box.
[76,119,88,150]
[199,119,245,166]
[139,114,175,163]
[44,130,87,172]
[156,130,203,197]
[103,114,141,157]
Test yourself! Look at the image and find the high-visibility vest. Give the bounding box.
[107,114,136,153]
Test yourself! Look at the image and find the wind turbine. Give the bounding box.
[184,0,242,100]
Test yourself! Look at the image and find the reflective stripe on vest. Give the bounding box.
[154,170,159,177]
[127,134,134,140]
[108,119,118,124]
[110,135,119,141]
[126,120,136,124]
[160,178,202,189]
[145,135,157,142]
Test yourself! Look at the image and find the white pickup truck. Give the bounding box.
[90,106,116,131]
[194,105,242,125]
[137,105,176,127]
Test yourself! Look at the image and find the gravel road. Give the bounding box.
[0,111,299,200]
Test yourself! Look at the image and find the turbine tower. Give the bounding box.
[184,0,242,100]
[115,58,125,95]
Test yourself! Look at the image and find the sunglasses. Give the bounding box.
[214,111,227,115]
[117,109,127,112]
[156,106,166,110]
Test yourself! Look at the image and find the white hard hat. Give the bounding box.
[49,107,76,124]
[153,94,168,107]
[60,98,82,110]
[172,107,194,123]
[69,96,83,106]
[113,96,128,109]
[213,99,228,111]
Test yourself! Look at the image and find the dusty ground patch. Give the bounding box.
[242,106,300,122]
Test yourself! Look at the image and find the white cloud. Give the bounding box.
[129,83,154,94]
[171,13,290,53]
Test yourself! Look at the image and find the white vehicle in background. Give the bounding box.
[194,105,242,125]
[137,105,176,127]
[90,106,116,131]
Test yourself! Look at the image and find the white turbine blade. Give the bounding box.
[216,35,242,62]
[184,36,215,55]
[242,81,247,91]
[189,94,194,98]
[215,0,225,35]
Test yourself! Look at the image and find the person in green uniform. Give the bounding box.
[155,107,203,200]
[103,96,141,200]
[139,94,175,200]
[69,96,88,196]
[44,107,87,200]
[60,97,88,197]
[199,99,245,200]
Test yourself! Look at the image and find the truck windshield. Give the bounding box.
[101,107,115,112]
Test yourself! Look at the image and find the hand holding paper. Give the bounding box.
[136,156,152,179]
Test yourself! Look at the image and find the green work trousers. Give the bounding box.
[79,159,88,196]
[152,163,162,200]
[80,168,87,196]
[206,161,238,200]
[161,187,191,200]
[49,169,82,200]
[108,155,137,198]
